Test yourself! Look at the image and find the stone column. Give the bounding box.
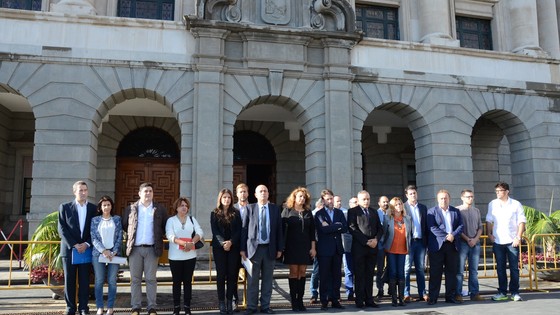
[189,27,229,226]
[320,38,356,200]
[537,0,560,58]
[508,0,546,56]
[417,0,459,46]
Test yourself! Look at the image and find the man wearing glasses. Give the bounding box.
[455,189,483,302]
[486,182,526,302]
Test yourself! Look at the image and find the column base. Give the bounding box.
[420,33,460,47]
[512,45,549,57]
[50,0,97,15]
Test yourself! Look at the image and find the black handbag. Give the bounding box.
[190,216,204,249]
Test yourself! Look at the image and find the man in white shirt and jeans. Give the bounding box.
[486,181,526,302]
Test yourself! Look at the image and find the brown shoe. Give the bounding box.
[310,296,319,304]
[471,294,485,301]
[455,295,464,302]
[404,296,411,302]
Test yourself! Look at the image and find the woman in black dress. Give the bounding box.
[282,187,316,312]
[210,188,242,314]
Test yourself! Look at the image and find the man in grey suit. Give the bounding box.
[232,182,250,311]
[240,185,284,315]
[58,180,97,315]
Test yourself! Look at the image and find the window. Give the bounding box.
[456,16,492,50]
[1,0,41,10]
[356,4,399,40]
[406,164,416,186]
[21,178,31,215]
[118,0,174,21]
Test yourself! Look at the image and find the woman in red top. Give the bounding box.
[382,197,412,306]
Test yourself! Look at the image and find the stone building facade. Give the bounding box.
[1,0,559,238]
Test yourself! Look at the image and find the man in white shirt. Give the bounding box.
[486,182,526,302]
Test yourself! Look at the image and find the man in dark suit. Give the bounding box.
[232,182,250,312]
[348,190,383,308]
[314,189,347,311]
[58,180,97,315]
[427,189,464,305]
[403,185,429,302]
[240,184,284,315]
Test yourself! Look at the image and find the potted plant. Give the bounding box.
[23,210,65,298]
[523,205,560,281]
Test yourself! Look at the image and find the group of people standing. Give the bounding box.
[57,180,526,315]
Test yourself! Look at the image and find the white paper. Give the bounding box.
[242,257,253,278]
[98,255,127,265]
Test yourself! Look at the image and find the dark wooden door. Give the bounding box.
[115,158,179,216]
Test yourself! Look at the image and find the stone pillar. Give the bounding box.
[508,0,546,56]
[537,0,560,58]
[189,27,229,229]
[320,38,355,200]
[417,0,459,46]
[28,116,98,237]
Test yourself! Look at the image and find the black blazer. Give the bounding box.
[347,206,383,254]
[404,201,429,247]
[240,202,284,260]
[58,201,97,257]
[210,209,242,249]
[314,207,347,256]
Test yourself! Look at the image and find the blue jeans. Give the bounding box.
[387,253,405,280]
[493,243,520,295]
[404,239,426,297]
[343,252,354,296]
[456,240,481,297]
[92,258,119,308]
[310,257,319,298]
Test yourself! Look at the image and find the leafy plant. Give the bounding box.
[23,211,63,281]
[523,206,560,260]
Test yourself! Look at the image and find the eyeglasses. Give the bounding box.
[495,189,506,193]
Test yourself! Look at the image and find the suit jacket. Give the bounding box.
[347,206,383,255]
[234,203,249,228]
[58,201,97,258]
[314,207,347,256]
[240,202,284,260]
[122,201,168,257]
[427,205,464,253]
[382,215,413,253]
[210,209,242,249]
[404,201,429,247]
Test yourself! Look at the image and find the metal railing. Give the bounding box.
[527,233,560,291]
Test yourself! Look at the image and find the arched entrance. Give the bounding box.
[115,127,180,215]
[233,130,277,203]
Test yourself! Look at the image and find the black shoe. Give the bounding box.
[445,298,462,304]
[428,299,437,305]
[355,302,364,309]
[365,301,379,308]
[320,304,328,311]
[64,312,76,315]
[244,309,257,315]
[80,311,90,315]
[260,308,274,314]
[331,301,344,309]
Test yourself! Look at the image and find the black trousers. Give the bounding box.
[428,242,459,300]
[62,258,91,313]
[213,246,240,301]
[352,249,377,304]
[318,253,343,304]
[169,258,197,307]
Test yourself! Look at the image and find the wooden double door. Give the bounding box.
[115,158,179,216]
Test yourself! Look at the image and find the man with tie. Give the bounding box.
[375,196,390,299]
[427,189,464,305]
[240,185,284,314]
[403,185,429,302]
[232,183,250,311]
[58,181,97,315]
[348,190,383,308]
[314,189,347,311]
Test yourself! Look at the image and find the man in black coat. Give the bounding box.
[348,190,383,308]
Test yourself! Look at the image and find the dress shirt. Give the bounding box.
[409,201,422,238]
[76,201,87,238]
[258,203,270,244]
[442,208,452,234]
[486,197,526,244]
[135,202,155,245]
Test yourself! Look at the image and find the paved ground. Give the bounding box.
[1,259,559,315]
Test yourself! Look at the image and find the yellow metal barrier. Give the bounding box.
[0,239,247,308]
[528,233,560,291]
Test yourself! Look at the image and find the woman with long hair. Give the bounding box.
[282,187,316,312]
[382,197,412,307]
[210,188,242,314]
[91,196,122,315]
[165,197,204,315]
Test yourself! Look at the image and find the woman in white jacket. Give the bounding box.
[166,197,204,315]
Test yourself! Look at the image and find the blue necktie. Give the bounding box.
[260,206,268,241]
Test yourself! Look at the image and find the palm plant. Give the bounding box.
[23,211,63,282]
[523,206,560,260]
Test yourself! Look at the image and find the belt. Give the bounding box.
[134,244,154,247]
[413,238,422,241]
